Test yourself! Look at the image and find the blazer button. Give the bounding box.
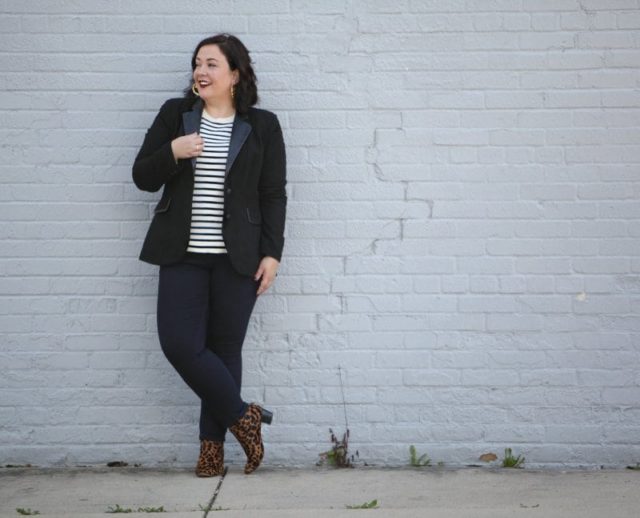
[225,213,231,220]
[226,188,232,194]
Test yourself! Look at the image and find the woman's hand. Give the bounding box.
[171,132,204,161]
[255,256,280,295]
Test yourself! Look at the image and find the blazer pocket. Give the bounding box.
[246,207,262,224]
[154,196,171,214]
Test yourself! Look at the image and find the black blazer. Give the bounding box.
[132,97,287,277]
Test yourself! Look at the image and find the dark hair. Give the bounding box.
[185,33,258,114]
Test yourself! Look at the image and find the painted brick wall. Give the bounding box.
[1,0,639,469]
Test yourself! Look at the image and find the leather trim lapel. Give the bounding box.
[182,98,203,170]
[226,114,251,178]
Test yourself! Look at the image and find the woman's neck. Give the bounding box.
[203,100,235,119]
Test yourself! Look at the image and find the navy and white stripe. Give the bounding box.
[187,110,234,254]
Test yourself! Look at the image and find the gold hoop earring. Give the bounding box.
[192,83,199,96]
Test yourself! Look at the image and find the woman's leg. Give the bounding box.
[199,254,259,441]
[157,262,248,439]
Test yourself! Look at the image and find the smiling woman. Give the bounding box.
[131,33,287,478]
[187,34,258,118]
[192,44,239,118]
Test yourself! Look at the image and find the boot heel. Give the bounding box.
[261,408,273,425]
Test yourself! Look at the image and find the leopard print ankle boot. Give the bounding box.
[195,439,224,477]
[229,404,264,474]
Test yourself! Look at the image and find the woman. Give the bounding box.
[132,33,286,476]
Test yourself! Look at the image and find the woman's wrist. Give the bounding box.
[170,140,179,163]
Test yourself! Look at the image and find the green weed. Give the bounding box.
[409,445,431,467]
[106,504,165,513]
[502,448,525,468]
[346,499,379,509]
[106,505,133,514]
[318,428,360,468]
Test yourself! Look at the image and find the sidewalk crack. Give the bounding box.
[201,466,228,517]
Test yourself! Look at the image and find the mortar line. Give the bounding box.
[202,466,228,517]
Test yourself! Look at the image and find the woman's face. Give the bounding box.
[193,44,239,104]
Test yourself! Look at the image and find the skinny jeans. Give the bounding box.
[157,253,258,441]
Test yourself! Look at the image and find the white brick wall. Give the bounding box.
[1,0,639,469]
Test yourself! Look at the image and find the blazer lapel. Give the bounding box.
[182,98,203,171]
[226,113,252,178]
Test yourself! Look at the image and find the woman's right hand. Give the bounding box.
[171,132,204,161]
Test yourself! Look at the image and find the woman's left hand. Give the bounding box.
[255,256,280,295]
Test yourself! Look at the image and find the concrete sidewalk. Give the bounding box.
[0,466,638,517]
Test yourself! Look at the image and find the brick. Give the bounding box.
[399,257,455,274]
[402,294,457,312]
[286,295,342,313]
[346,295,402,313]
[346,256,402,274]
[318,314,372,332]
[403,369,460,386]
[441,275,466,293]
[432,351,487,369]
[373,314,432,331]
[487,314,543,331]
[430,313,486,331]
[373,239,430,257]
[403,221,456,238]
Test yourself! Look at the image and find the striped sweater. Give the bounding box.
[186,110,234,254]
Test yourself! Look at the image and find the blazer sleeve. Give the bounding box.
[258,114,287,261]
[132,100,181,193]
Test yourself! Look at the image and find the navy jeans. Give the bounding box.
[157,254,258,441]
